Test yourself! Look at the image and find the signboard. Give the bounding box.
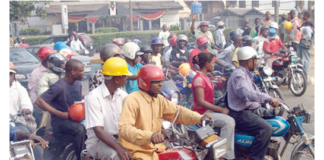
[61,5,68,30]
[110,2,116,16]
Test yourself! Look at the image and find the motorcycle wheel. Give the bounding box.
[289,70,307,96]
[61,144,78,160]
[268,88,285,116]
[291,138,315,160]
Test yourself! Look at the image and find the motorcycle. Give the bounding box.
[161,61,181,105]
[77,49,90,56]
[272,50,307,96]
[234,102,314,160]
[173,69,196,109]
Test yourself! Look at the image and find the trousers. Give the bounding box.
[87,140,121,160]
[297,43,311,75]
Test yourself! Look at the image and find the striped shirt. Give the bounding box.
[227,66,271,111]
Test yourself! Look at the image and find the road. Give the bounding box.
[81,53,315,159]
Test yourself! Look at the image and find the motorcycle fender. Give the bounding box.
[290,135,314,160]
[269,85,279,89]
[296,68,304,73]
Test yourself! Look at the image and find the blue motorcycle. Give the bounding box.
[173,69,196,110]
[160,61,181,105]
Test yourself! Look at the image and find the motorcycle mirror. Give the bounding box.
[162,121,172,130]
[164,61,170,67]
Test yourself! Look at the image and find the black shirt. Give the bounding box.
[170,47,190,63]
[241,26,251,36]
[302,22,314,28]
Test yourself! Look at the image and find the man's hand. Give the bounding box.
[274,52,281,56]
[220,108,230,115]
[59,112,69,120]
[201,113,213,123]
[151,132,164,144]
[192,13,197,21]
[25,116,36,125]
[115,145,132,160]
[22,109,31,116]
[269,98,282,108]
[31,135,48,149]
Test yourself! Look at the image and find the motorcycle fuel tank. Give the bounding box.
[158,148,197,160]
[265,116,290,137]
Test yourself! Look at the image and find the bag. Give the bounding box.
[299,39,312,49]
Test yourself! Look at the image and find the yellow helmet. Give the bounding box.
[284,22,292,33]
[179,63,191,76]
[101,57,133,76]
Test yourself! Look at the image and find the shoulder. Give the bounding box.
[117,88,128,99]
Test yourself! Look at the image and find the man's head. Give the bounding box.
[243,19,249,26]
[265,11,271,20]
[74,34,78,41]
[230,30,242,45]
[140,45,152,63]
[101,57,132,88]
[237,46,258,71]
[54,41,68,52]
[48,53,68,74]
[21,38,26,44]
[261,26,269,38]
[151,37,164,54]
[199,22,208,33]
[254,18,261,25]
[65,59,84,81]
[268,28,277,40]
[197,36,208,50]
[9,62,17,87]
[37,46,56,67]
[137,64,165,97]
[167,33,177,44]
[241,35,255,47]
[290,10,296,19]
[68,34,74,41]
[217,21,225,29]
[162,24,168,32]
[177,34,188,49]
[10,34,13,38]
[122,42,143,64]
[270,22,279,31]
[281,13,288,21]
[16,37,21,43]
[100,44,124,62]
[303,11,311,21]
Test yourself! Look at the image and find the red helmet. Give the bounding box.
[169,37,177,46]
[72,31,77,35]
[10,61,17,73]
[68,102,85,122]
[197,36,208,47]
[112,38,124,46]
[199,22,208,27]
[168,33,177,40]
[137,64,165,91]
[37,46,56,61]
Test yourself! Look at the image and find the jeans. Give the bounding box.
[297,43,311,75]
[229,109,272,160]
[55,119,86,160]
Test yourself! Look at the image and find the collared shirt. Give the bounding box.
[215,28,226,49]
[125,63,143,94]
[118,90,203,160]
[70,39,85,51]
[10,81,33,122]
[227,66,271,112]
[217,44,235,66]
[158,31,170,46]
[88,69,104,92]
[28,64,47,104]
[85,83,128,150]
[263,38,284,57]
[192,29,216,55]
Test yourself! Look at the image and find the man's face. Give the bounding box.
[255,19,260,25]
[200,25,208,32]
[142,52,151,62]
[115,75,127,87]
[290,11,295,19]
[74,35,78,41]
[150,81,163,95]
[163,25,167,31]
[152,44,163,53]
[303,14,308,21]
[201,43,208,50]
[69,36,73,41]
[248,57,257,71]
[10,72,14,86]
[266,12,271,19]
[178,40,187,49]
[262,29,269,38]
[17,38,21,43]
[234,35,242,45]
[72,64,84,80]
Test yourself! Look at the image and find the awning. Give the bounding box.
[139,10,166,21]
[56,14,86,23]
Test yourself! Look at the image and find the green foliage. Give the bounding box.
[169,24,180,31]
[10,1,48,22]
[23,35,48,46]
[20,27,41,35]
[96,27,119,33]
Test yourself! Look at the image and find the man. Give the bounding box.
[297,26,313,76]
[254,25,269,56]
[36,59,85,160]
[262,11,272,27]
[289,10,302,51]
[161,33,176,61]
[249,18,261,37]
[14,36,22,48]
[227,46,281,160]
[217,30,242,66]
[215,21,226,50]
[122,42,144,94]
[10,34,14,47]
[242,19,252,36]
[118,64,212,160]
[263,28,288,69]
[70,34,86,53]
[279,13,288,42]
[163,36,177,63]
[85,57,132,160]
[302,11,314,33]
[10,62,36,133]
[140,45,153,65]
[20,38,29,48]
[170,34,190,68]
[232,35,255,67]
[150,37,164,69]
[158,24,170,47]
[191,13,218,55]
[66,33,74,47]
[190,36,224,71]
[28,47,56,125]
[89,44,124,91]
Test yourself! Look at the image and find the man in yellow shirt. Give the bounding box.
[118,64,212,160]
[232,35,255,67]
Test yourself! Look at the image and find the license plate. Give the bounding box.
[291,56,298,62]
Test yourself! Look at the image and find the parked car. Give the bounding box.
[10,48,41,91]
[26,44,94,79]
[40,33,95,56]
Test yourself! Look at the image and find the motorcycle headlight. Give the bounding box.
[171,92,179,104]
[209,138,228,159]
[15,74,27,80]
[263,66,273,76]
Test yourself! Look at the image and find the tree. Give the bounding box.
[10,1,49,22]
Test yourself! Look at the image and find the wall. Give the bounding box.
[160,10,180,28]
[223,16,241,28]
[27,17,48,33]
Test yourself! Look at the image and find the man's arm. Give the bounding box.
[263,41,280,56]
[215,59,225,67]
[79,41,85,50]
[37,74,49,97]
[35,97,68,120]
[18,82,34,114]
[191,13,197,35]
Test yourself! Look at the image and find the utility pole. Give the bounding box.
[308,0,312,18]
[274,1,279,23]
[129,0,133,31]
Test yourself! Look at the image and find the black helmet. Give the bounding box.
[48,53,67,74]
[255,24,262,32]
[242,35,255,46]
[140,45,152,53]
[229,30,241,41]
[260,25,269,33]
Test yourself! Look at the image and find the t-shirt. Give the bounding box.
[170,47,190,65]
[189,48,216,71]
[241,26,251,36]
[125,63,143,94]
[41,78,82,131]
[263,38,284,57]
[192,72,214,115]
[150,53,162,69]
[159,31,170,46]
[302,22,314,28]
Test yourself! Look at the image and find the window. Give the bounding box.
[10,49,39,63]
[239,1,246,8]
[252,1,259,7]
[41,38,55,44]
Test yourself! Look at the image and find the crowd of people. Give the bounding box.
[9,9,314,160]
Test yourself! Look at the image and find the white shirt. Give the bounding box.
[215,28,226,49]
[253,35,267,56]
[10,81,33,121]
[217,44,235,66]
[84,83,128,149]
[159,31,170,46]
[70,39,85,51]
[163,46,173,62]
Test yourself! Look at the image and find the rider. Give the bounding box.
[263,28,288,69]
[112,38,125,49]
[150,37,164,69]
[118,64,212,160]
[232,35,255,66]
[10,62,36,133]
[254,25,269,56]
[122,42,144,94]
[54,41,76,59]
[189,36,224,71]
[36,59,85,160]
[192,52,235,160]
[89,44,124,91]
[217,30,242,67]
[227,46,281,160]
[28,47,56,125]
[132,39,141,47]
[84,57,132,160]
[140,45,153,65]
[170,34,190,68]
[163,36,177,63]
[70,34,86,53]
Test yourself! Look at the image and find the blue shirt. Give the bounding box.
[125,63,143,94]
[10,124,19,142]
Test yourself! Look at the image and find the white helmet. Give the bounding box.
[237,46,258,61]
[270,22,279,29]
[122,42,143,60]
[217,21,225,27]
